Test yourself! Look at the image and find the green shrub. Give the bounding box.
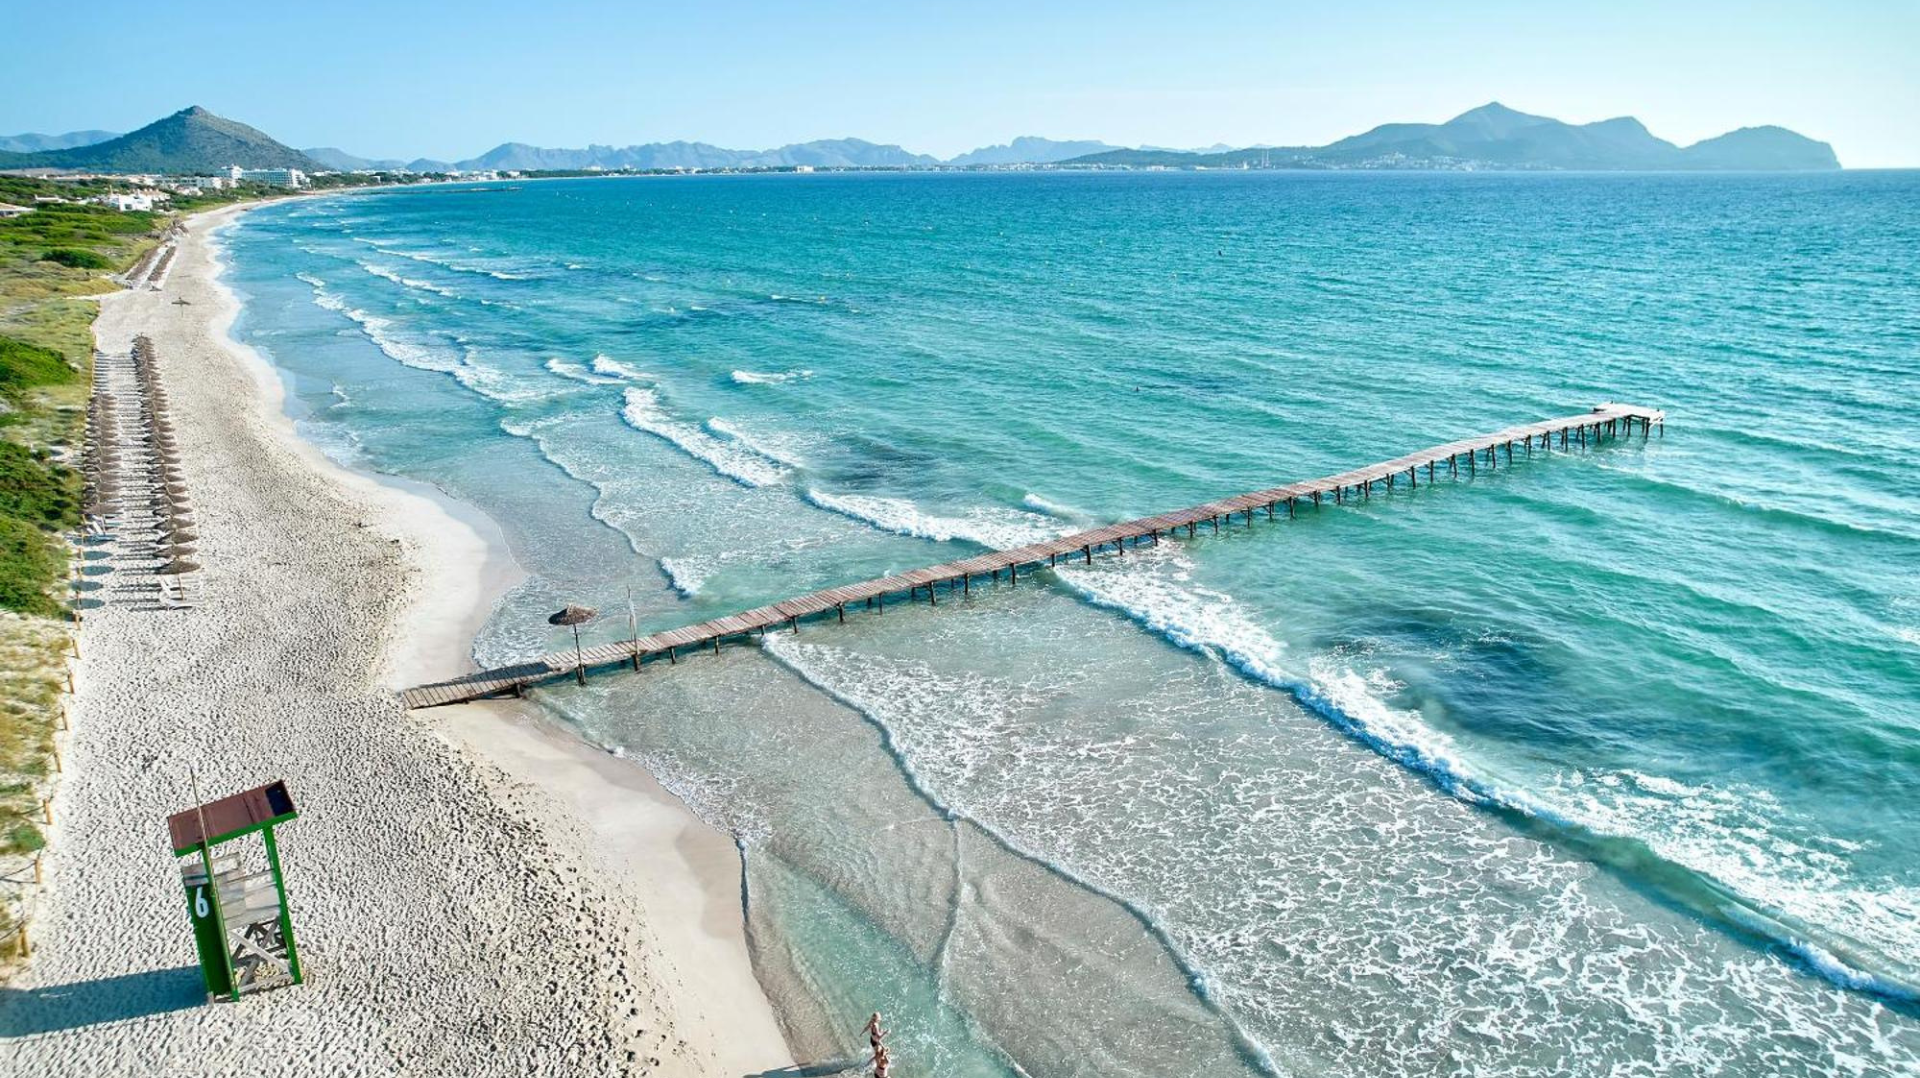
[0,516,65,617]
[0,444,78,529]
[0,336,75,400]
[38,248,110,270]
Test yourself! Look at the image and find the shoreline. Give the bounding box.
[196,198,797,1069]
[1,197,791,1075]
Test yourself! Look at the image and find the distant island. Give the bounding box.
[0,102,1840,176]
[1062,103,1840,171]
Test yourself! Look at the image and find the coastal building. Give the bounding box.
[174,176,230,192]
[226,166,306,188]
[0,202,31,218]
[95,192,156,212]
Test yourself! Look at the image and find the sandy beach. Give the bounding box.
[0,201,793,1076]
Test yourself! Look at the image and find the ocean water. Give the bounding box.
[218,171,1919,1076]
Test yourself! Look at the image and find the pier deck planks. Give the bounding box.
[401,405,1662,709]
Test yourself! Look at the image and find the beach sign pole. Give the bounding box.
[185,768,238,1001]
[627,586,639,670]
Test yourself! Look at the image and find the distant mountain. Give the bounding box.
[453,137,936,172]
[1063,103,1838,171]
[1676,126,1839,171]
[0,129,119,154]
[0,107,321,173]
[947,137,1119,166]
[1139,143,1247,155]
[3,103,1839,179]
[303,146,410,171]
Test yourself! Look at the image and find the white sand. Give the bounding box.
[0,202,793,1076]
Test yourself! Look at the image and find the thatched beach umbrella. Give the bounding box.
[549,604,599,685]
[162,557,200,575]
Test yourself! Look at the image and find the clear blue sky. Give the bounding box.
[6,0,1915,166]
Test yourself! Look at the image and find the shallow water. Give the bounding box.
[221,170,1920,1076]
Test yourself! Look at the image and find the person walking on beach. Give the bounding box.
[865,1012,890,1076]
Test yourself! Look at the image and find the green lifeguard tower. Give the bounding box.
[167,779,304,1002]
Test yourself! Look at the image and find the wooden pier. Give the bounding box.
[401,404,1663,709]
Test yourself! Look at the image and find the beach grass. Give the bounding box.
[0,611,64,974]
[0,181,153,972]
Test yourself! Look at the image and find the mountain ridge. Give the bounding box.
[451,137,938,171]
[0,103,1842,175]
[0,107,321,172]
[0,129,120,154]
[1064,102,1839,170]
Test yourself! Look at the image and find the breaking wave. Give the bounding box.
[619,387,789,488]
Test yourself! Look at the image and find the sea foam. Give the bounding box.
[803,489,1066,549]
[620,387,789,488]
[731,368,814,385]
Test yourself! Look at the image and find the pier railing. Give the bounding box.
[401,404,1663,709]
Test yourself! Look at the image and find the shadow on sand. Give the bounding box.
[745,1061,865,1078]
[0,965,202,1038]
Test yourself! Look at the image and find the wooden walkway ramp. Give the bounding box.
[402,403,1664,709]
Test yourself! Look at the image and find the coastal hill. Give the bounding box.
[0,129,119,154]
[0,107,321,173]
[948,137,1120,166]
[1063,103,1840,170]
[447,138,938,171]
[304,146,410,172]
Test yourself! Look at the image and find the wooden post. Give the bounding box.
[1083,545,1092,565]
[1009,564,1017,584]
[51,745,61,774]
[963,574,970,595]
[838,604,846,622]
[34,854,43,884]
[41,798,52,825]
[15,920,27,958]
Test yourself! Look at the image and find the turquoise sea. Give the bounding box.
[217,170,1918,1076]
